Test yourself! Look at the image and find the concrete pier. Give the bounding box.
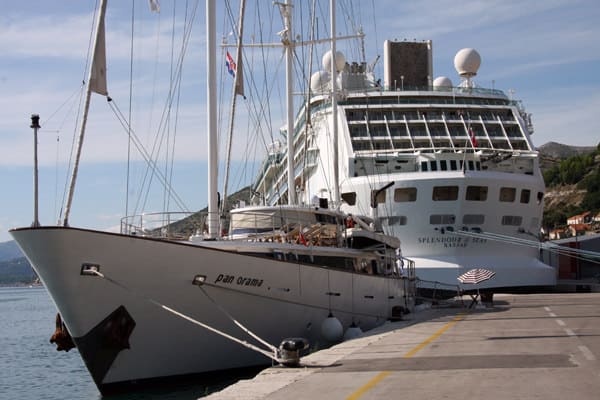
[206,293,600,400]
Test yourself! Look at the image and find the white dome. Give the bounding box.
[433,76,453,88]
[454,48,481,77]
[322,50,346,73]
[310,70,331,93]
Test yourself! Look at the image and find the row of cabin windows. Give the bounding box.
[421,160,481,172]
[370,186,542,204]
[381,214,525,227]
[343,186,543,209]
[349,124,522,139]
[431,186,539,204]
[345,109,515,122]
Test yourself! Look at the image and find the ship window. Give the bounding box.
[466,186,488,201]
[476,161,481,170]
[430,214,456,225]
[468,160,475,170]
[421,161,428,171]
[520,189,531,204]
[433,186,458,201]
[537,191,544,204]
[341,192,357,206]
[382,216,407,226]
[463,214,485,225]
[450,160,458,170]
[502,215,522,226]
[499,187,516,202]
[440,160,448,171]
[394,187,417,202]
[430,161,438,171]
[459,160,464,170]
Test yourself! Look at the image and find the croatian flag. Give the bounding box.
[225,52,236,78]
[469,127,478,148]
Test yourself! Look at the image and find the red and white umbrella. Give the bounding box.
[457,268,496,285]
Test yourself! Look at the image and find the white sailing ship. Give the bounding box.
[252,40,557,294]
[11,0,415,395]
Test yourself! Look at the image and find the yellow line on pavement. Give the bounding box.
[346,312,466,400]
[346,371,391,400]
[403,313,466,358]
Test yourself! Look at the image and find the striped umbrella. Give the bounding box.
[457,268,496,285]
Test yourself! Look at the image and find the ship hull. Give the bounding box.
[338,171,557,292]
[11,227,408,395]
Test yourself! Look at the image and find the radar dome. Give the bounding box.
[454,48,481,77]
[310,70,331,93]
[322,50,346,73]
[433,76,453,88]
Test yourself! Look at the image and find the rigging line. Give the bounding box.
[163,0,178,223]
[110,99,189,213]
[108,99,189,212]
[58,0,99,223]
[369,0,378,67]
[44,85,83,127]
[126,0,135,222]
[85,269,277,361]
[447,229,600,265]
[134,1,199,216]
[59,83,88,223]
[166,0,189,221]
[198,285,277,352]
[300,0,318,198]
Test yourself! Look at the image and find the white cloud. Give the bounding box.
[529,88,600,146]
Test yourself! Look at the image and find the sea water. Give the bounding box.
[0,287,242,399]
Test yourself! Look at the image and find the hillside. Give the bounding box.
[0,257,36,285]
[0,240,23,262]
[539,142,600,228]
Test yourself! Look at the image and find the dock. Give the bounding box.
[205,292,600,400]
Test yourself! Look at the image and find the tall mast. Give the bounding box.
[330,0,340,206]
[284,0,295,205]
[63,0,107,226]
[207,0,219,238]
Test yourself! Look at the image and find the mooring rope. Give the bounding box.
[84,269,279,361]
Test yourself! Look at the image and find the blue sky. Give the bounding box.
[1,0,599,242]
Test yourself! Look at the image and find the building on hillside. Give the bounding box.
[549,229,568,240]
[542,232,600,281]
[567,211,592,225]
[594,212,600,223]
[568,224,590,237]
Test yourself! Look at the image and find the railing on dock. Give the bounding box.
[415,278,463,307]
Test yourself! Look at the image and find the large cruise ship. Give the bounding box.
[252,41,556,293]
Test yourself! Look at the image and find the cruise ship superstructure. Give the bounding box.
[252,41,556,292]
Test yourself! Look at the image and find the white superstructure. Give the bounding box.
[252,41,556,292]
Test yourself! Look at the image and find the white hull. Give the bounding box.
[11,227,409,394]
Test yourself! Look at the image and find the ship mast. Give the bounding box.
[206,0,219,238]
[63,0,108,226]
[330,0,340,207]
[283,0,295,205]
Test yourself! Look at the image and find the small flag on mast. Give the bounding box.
[225,51,245,97]
[225,51,237,78]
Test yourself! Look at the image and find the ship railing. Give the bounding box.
[227,208,341,245]
[415,278,464,307]
[120,211,207,240]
